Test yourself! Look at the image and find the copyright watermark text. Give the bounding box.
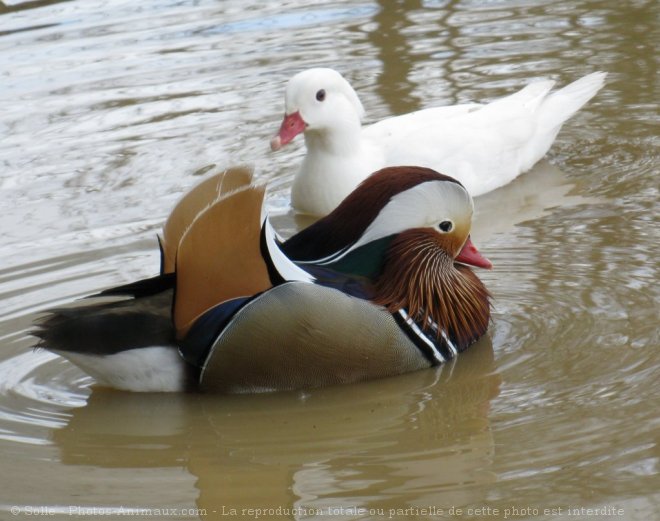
[10,505,205,517]
[9,503,628,518]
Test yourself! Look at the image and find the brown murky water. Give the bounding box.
[0,1,658,520]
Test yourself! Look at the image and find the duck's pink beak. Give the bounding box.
[456,236,492,269]
[270,111,306,151]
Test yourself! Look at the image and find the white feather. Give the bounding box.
[263,218,315,282]
[54,346,188,392]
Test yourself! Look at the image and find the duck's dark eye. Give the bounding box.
[315,89,326,102]
[438,221,453,233]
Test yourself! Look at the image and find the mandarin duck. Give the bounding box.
[34,166,492,393]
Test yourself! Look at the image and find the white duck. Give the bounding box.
[270,68,606,216]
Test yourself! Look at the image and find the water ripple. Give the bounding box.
[0,0,658,517]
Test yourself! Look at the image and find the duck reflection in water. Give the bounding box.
[52,338,500,514]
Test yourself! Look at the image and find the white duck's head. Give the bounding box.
[271,68,365,151]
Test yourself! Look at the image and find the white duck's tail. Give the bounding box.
[522,72,607,171]
[540,72,607,130]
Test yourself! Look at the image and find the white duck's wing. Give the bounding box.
[363,102,482,143]
[365,81,556,195]
[362,75,605,196]
[469,72,605,182]
[355,83,552,193]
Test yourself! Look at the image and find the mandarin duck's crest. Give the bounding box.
[33,166,492,393]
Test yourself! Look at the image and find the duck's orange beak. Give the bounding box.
[270,111,306,151]
[456,236,492,269]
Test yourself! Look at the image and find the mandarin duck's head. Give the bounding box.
[283,166,492,352]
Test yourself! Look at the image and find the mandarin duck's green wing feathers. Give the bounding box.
[199,282,430,393]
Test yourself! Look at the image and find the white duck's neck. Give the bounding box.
[292,115,387,216]
[304,118,362,156]
[292,126,367,216]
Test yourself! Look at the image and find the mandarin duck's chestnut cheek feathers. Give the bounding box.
[372,228,491,353]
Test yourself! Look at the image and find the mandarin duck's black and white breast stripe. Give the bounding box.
[33,165,492,393]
